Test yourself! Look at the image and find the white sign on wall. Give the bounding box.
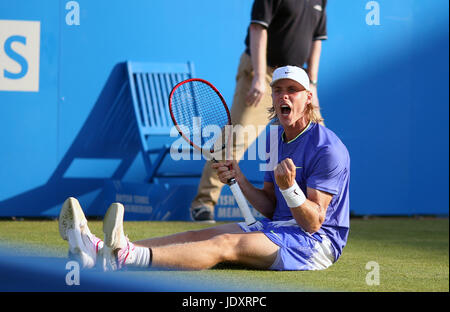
[0,20,41,92]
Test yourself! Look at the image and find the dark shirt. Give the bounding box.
[245,0,328,68]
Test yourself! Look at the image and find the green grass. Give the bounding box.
[0,218,448,292]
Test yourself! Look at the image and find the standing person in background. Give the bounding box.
[190,0,328,222]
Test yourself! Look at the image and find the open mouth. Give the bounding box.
[280,104,291,115]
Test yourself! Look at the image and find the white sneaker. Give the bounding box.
[58,197,104,269]
[101,203,137,271]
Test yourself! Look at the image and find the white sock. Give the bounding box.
[128,246,151,268]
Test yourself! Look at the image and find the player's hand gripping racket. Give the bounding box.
[169,78,256,226]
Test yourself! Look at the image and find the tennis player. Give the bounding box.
[59,65,350,271]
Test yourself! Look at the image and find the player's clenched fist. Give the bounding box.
[274,158,297,190]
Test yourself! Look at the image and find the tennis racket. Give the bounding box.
[169,78,256,226]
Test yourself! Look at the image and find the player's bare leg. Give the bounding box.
[100,203,279,271]
[150,231,279,270]
[133,223,243,248]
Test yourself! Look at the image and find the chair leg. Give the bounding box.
[147,145,170,182]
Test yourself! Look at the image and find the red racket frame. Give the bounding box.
[168,78,232,152]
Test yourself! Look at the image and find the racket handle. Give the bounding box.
[211,158,256,225]
[229,181,256,226]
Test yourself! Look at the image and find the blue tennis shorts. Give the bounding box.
[238,218,335,271]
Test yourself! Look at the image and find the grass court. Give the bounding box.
[0,217,448,292]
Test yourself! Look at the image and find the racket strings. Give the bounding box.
[171,80,230,149]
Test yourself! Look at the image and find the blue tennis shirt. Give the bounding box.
[264,121,350,261]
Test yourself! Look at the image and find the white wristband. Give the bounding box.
[279,181,306,208]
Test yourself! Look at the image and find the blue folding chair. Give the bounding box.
[127,61,197,182]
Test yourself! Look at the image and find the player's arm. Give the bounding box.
[239,181,276,219]
[308,2,327,108]
[289,187,332,234]
[307,40,322,108]
[274,158,332,234]
[246,23,268,107]
[212,160,276,219]
[307,40,322,85]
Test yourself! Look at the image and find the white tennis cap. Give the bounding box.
[270,65,310,91]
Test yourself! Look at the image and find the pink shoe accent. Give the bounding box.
[116,239,135,269]
[93,236,104,254]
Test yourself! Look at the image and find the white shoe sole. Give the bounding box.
[59,197,87,241]
[58,197,95,268]
[103,203,125,249]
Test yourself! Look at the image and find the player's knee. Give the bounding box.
[211,233,240,261]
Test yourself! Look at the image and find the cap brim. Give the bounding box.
[270,78,309,91]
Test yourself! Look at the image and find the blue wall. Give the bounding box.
[0,0,448,217]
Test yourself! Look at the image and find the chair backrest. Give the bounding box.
[127,61,194,140]
[127,61,195,180]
